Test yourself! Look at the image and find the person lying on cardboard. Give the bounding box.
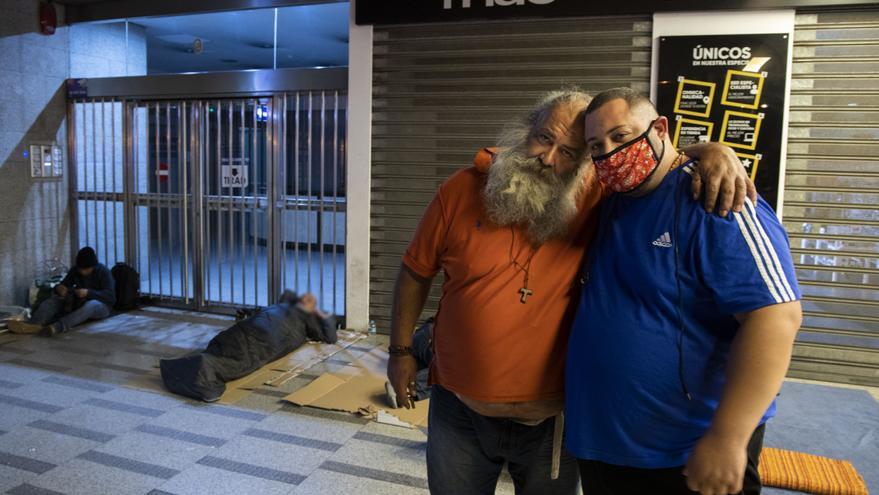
[160,291,337,402]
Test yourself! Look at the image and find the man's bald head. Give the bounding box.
[584,87,657,123]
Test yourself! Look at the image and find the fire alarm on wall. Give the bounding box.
[39,2,57,36]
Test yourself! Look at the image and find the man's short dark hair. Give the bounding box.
[75,246,98,269]
[584,87,656,117]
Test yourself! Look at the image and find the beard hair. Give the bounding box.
[483,125,585,245]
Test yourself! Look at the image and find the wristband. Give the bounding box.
[388,345,413,356]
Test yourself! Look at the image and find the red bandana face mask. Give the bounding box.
[591,121,665,193]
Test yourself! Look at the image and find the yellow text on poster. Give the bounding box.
[719,110,763,150]
[673,118,714,148]
[673,79,716,118]
[735,152,761,181]
[721,70,765,110]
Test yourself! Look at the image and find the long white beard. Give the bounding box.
[483,127,585,245]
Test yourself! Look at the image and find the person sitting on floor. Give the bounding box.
[160,291,338,402]
[9,246,115,337]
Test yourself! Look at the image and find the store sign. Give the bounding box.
[221,157,249,189]
[356,0,876,25]
[656,34,790,210]
[156,162,170,183]
[442,0,555,9]
[66,79,87,98]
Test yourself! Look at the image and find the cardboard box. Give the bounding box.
[283,350,429,428]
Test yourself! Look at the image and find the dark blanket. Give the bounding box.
[160,303,337,402]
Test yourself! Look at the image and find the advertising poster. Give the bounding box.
[656,34,790,209]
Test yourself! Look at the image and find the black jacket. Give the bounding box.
[160,302,338,401]
[60,264,116,308]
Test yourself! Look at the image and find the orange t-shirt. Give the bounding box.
[402,148,604,402]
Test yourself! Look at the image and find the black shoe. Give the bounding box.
[41,323,61,337]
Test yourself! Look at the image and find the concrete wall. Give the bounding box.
[70,21,146,79]
[0,0,145,305]
[0,0,71,305]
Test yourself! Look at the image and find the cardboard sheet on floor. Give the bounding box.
[283,350,429,429]
[121,330,367,404]
[214,330,367,404]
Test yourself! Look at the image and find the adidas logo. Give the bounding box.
[652,232,673,248]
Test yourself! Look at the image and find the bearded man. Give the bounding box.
[387,89,754,495]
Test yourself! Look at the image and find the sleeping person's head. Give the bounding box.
[296,293,318,314]
[278,290,318,314]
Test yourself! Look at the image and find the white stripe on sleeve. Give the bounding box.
[744,199,797,301]
[739,202,790,301]
[733,211,784,304]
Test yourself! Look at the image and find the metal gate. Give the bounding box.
[69,69,347,316]
[784,9,879,385]
[129,100,195,305]
[197,98,270,309]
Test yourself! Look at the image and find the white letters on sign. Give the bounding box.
[221,165,249,188]
[443,0,554,9]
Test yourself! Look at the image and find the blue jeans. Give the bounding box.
[30,295,110,332]
[427,385,579,495]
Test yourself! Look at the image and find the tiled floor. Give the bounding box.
[0,308,517,495]
[0,307,876,495]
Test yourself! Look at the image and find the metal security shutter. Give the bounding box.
[785,9,879,385]
[369,16,652,331]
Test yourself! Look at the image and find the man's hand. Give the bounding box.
[74,288,88,299]
[387,354,418,409]
[685,142,757,216]
[55,284,68,297]
[683,431,748,495]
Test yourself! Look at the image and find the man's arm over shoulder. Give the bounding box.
[684,142,757,216]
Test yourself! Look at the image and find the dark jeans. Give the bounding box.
[578,424,766,495]
[30,294,110,332]
[427,384,579,495]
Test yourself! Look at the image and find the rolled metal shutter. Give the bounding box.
[369,16,652,331]
[785,8,879,385]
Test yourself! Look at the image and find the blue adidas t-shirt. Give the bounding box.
[564,162,801,469]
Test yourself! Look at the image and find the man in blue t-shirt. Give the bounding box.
[565,88,803,495]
